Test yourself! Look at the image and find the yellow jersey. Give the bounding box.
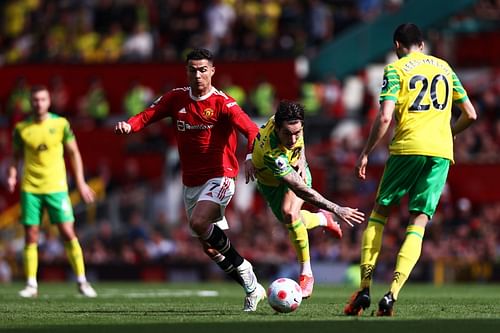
[380,51,468,162]
[252,116,304,187]
[13,113,75,193]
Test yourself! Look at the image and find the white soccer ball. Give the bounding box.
[267,278,302,313]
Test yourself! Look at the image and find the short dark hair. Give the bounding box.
[186,48,214,64]
[30,84,49,95]
[274,100,305,128]
[393,23,423,49]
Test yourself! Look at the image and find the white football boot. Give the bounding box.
[19,285,38,298]
[78,282,97,298]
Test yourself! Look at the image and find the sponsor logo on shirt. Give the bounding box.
[176,120,214,131]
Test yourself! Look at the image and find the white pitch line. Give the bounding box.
[97,289,219,298]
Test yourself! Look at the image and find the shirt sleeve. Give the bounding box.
[451,71,469,103]
[225,99,259,154]
[128,92,172,132]
[263,150,293,179]
[62,118,75,143]
[12,126,23,152]
[379,64,400,103]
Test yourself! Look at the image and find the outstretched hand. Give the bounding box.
[334,206,365,227]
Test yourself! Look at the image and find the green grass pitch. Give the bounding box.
[0,282,498,333]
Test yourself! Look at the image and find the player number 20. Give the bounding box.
[409,74,449,111]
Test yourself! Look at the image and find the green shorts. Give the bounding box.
[257,167,312,222]
[21,191,74,226]
[376,155,450,218]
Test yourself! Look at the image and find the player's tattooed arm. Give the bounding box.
[282,169,365,227]
[282,169,339,212]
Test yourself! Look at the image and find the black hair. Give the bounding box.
[274,100,305,128]
[30,84,49,95]
[393,23,423,49]
[186,48,214,64]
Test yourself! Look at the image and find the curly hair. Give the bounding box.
[274,100,305,129]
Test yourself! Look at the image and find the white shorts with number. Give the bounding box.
[183,176,235,232]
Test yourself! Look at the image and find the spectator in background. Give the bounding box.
[48,75,70,116]
[306,0,333,53]
[250,77,276,118]
[205,0,236,54]
[300,81,322,117]
[6,77,31,124]
[96,22,124,62]
[122,22,154,61]
[218,74,247,110]
[123,80,154,117]
[78,77,109,126]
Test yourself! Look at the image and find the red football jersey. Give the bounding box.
[127,86,258,186]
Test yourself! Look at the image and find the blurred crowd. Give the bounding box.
[0,0,499,283]
[0,0,406,65]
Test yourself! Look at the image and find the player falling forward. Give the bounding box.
[114,48,266,311]
[249,100,365,298]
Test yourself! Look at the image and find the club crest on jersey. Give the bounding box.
[203,108,214,118]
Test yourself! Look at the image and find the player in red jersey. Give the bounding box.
[114,48,265,311]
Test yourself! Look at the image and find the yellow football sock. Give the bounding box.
[300,210,321,229]
[64,238,86,278]
[360,211,386,289]
[390,225,425,300]
[23,243,38,283]
[287,219,310,263]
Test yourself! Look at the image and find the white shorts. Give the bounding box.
[183,176,235,232]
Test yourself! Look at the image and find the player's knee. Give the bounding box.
[189,216,207,235]
[281,210,300,224]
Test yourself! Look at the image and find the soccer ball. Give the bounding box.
[267,278,302,313]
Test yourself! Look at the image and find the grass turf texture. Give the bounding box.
[0,282,498,333]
